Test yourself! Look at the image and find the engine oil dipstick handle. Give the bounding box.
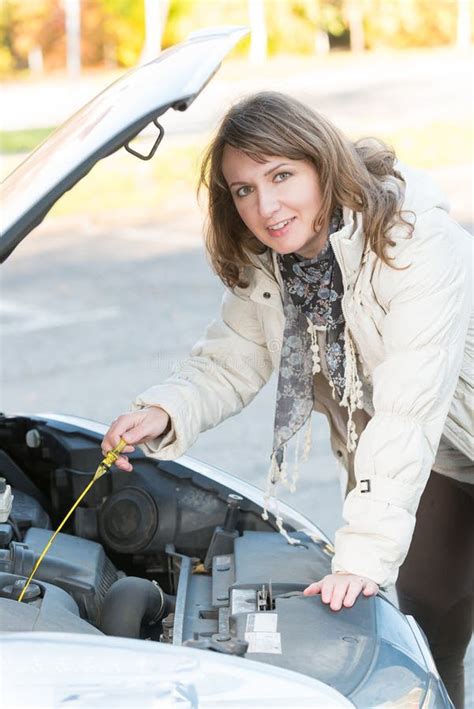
[17,438,128,603]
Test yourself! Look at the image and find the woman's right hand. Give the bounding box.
[101,407,171,472]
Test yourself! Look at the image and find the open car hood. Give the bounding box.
[0,26,247,263]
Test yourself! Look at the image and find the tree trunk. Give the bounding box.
[63,0,81,77]
[315,30,330,55]
[248,0,267,65]
[456,0,471,50]
[140,0,170,64]
[28,46,44,75]
[346,1,365,53]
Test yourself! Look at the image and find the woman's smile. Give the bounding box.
[267,216,296,238]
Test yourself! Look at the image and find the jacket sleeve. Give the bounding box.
[131,289,274,460]
[332,210,472,587]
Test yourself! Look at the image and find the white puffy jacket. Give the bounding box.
[133,165,473,588]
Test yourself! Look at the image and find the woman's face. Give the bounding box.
[221,145,328,259]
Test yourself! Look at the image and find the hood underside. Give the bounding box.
[0,26,247,263]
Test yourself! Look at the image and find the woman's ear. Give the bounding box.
[314,211,325,233]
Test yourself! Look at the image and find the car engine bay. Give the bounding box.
[0,414,448,706]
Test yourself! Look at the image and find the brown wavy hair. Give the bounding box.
[199,91,410,289]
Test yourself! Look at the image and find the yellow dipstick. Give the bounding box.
[17,437,128,603]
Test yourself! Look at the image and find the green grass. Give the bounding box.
[0,127,56,154]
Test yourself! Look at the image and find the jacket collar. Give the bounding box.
[231,249,283,311]
[330,207,368,287]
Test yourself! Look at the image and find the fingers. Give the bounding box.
[342,579,365,608]
[321,577,337,606]
[102,408,169,453]
[330,578,354,611]
[101,418,142,453]
[100,408,170,474]
[362,580,379,596]
[303,581,322,596]
[304,574,379,611]
[113,455,133,473]
[108,443,135,454]
[102,415,137,452]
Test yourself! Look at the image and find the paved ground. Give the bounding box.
[1,47,472,704]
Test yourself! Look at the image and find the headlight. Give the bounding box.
[377,685,427,708]
[356,675,452,708]
[421,676,454,708]
[375,677,452,707]
[348,602,453,708]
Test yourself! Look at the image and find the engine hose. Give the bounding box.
[100,576,175,639]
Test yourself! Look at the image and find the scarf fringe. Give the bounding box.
[289,428,300,493]
[261,485,302,546]
[307,317,364,454]
[263,326,363,543]
[340,325,364,452]
[262,415,313,544]
[302,412,312,463]
[306,317,321,374]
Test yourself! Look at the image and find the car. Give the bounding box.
[0,27,453,708]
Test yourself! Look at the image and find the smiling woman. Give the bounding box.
[221,149,327,259]
[102,91,473,708]
[200,92,410,292]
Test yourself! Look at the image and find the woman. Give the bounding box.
[102,92,473,707]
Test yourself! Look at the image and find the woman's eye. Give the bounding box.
[274,171,291,182]
[235,185,252,198]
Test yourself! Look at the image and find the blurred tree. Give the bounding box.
[99,0,144,67]
[0,0,470,78]
[81,0,108,67]
[319,0,347,36]
[162,0,246,48]
[363,0,462,49]
[264,0,348,55]
[316,0,347,50]
[0,0,65,73]
[0,0,17,73]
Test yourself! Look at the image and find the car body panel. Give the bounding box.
[1,632,354,708]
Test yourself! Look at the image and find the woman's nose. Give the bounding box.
[257,189,280,219]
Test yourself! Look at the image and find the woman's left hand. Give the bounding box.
[303,573,379,611]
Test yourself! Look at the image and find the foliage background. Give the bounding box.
[0,0,472,76]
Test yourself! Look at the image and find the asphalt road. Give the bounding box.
[1,47,473,703]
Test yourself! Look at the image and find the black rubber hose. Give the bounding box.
[8,517,22,542]
[100,576,175,638]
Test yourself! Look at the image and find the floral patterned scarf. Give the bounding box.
[272,207,345,473]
